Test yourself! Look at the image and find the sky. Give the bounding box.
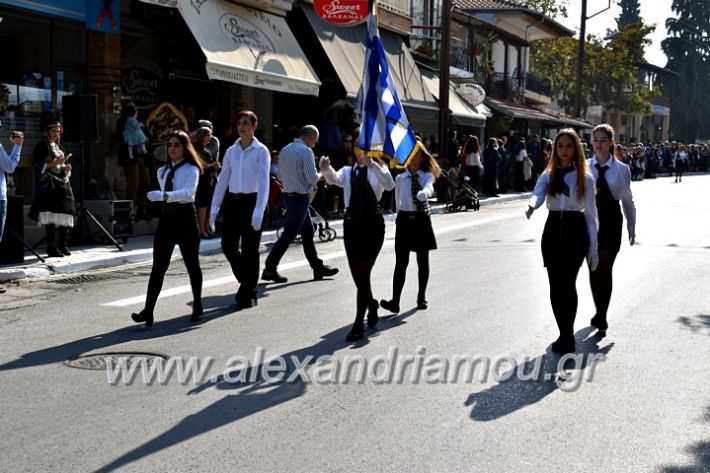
[560,0,676,67]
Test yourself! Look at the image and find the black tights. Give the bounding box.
[144,227,202,315]
[589,249,618,321]
[391,247,430,305]
[349,260,376,326]
[546,262,583,339]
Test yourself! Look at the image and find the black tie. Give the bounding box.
[550,166,575,196]
[163,160,187,192]
[595,162,615,205]
[410,172,430,214]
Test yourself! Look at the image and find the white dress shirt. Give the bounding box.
[211,137,271,216]
[0,143,21,200]
[529,167,598,251]
[321,162,395,207]
[394,170,435,212]
[588,155,636,237]
[157,160,200,203]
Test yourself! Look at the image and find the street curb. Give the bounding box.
[0,192,531,282]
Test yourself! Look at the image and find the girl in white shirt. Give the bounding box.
[381,142,440,314]
[526,129,598,354]
[588,124,636,333]
[320,145,395,342]
[131,130,204,327]
[462,135,484,190]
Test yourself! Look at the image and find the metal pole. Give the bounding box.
[439,0,452,163]
[574,0,587,118]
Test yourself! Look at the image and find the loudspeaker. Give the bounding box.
[62,95,98,143]
[0,196,25,264]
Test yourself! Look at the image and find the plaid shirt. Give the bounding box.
[277,138,319,194]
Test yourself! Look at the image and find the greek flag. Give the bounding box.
[357,2,418,168]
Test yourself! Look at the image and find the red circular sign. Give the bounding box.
[314,0,370,26]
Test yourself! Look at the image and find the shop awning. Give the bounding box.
[177,0,321,96]
[420,70,487,128]
[303,6,436,114]
[484,97,592,128]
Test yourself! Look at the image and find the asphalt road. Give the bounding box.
[1,174,709,473]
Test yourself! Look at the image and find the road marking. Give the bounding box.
[102,214,512,307]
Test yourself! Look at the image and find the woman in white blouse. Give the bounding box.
[381,142,440,314]
[525,129,598,354]
[131,130,204,327]
[588,124,636,333]
[462,135,484,190]
[320,145,395,342]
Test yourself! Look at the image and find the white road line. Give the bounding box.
[102,214,512,307]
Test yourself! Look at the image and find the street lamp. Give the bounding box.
[574,0,612,118]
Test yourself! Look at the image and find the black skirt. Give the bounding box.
[597,197,623,252]
[395,211,437,252]
[344,211,385,266]
[541,211,589,268]
[155,203,199,244]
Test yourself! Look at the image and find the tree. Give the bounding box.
[528,22,655,116]
[616,0,641,28]
[661,0,710,142]
[518,0,568,20]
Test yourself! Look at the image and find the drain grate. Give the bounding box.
[64,352,169,370]
[49,274,115,285]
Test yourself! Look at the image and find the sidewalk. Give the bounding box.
[0,192,531,282]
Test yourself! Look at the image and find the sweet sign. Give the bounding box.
[314,0,369,26]
[456,83,486,108]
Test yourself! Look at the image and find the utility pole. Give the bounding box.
[439,0,452,163]
[574,0,612,118]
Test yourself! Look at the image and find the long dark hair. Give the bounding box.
[463,135,480,154]
[167,130,204,174]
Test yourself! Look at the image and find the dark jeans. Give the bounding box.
[265,193,323,271]
[221,193,263,302]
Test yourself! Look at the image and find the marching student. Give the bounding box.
[380,141,440,314]
[525,129,598,354]
[131,130,204,327]
[588,124,636,333]
[319,143,395,342]
[209,110,270,309]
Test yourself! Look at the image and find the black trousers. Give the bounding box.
[541,211,588,339]
[144,203,202,314]
[344,212,385,325]
[221,193,263,302]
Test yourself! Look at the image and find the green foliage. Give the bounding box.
[616,0,641,27]
[517,0,568,19]
[529,21,655,116]
[661,0,710,141]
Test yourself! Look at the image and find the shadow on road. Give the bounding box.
[677,314,710,335]
[464,326,614,422]
[659,407,710,473]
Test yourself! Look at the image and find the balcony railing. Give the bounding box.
[378,0,410,17]
[524,73,552,97]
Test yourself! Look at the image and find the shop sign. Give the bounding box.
[86,0,121,34]
[0,0,86,21]
[146,103,188,162]
[314,0,369,26]
[138,0,177,6]
[121,56,163,111]
[456,83,486,108]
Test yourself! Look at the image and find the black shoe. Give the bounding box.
[417,300,428,310]
[131,310,154,327]
[346,323,365,341]
[551,337,575,354]
[590,315,608,332]
[261,269,287,283]
[367,300,379,329]
[235,296,256,310]
[191,302,203,321]
[380,299,400,313]
[59,246,71,256]
[313,265,339,280]
[47,245,64,258]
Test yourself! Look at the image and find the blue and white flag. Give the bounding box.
[357,2,419,168]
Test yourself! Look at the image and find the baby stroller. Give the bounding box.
[276,204,338,242]
[441,167,480,212]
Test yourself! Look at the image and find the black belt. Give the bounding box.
[230,192,256,199]
[284,192,308,197]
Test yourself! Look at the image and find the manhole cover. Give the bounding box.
[50,274,114,284]
[64,352,169,370]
